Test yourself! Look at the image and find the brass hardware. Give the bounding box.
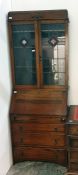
[61,117,66,122]
[69,120,73,123]
[54,128,58,132]
[13,90,17,94]
[8,16,12,20]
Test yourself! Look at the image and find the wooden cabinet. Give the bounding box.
[67,106,78,172]
[8,10,69,165]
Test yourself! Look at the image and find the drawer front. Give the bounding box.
[11,123,65,133]
[68,136,78,148]
[13,146,67,165]
[69,125,78,135]
[10,115,66,124]
[12,132,66,147]
[69,150,78,162]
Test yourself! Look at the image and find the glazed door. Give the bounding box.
[10,22,40,88]
[39,21,67,88]
[9,20,67,89]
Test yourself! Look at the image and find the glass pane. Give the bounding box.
[41,23,65,86]
[12,24,37,85]
[58,45,65,58]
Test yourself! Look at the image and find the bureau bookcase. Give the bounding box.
[8,10,69,165]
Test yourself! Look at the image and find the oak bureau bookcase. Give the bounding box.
[8,10,69,165]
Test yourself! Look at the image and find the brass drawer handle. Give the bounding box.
[54,139,58,145]
[13,90,18,94]
[54,128,58,132]
[61,117,66,122]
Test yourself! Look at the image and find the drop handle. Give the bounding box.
[61,117,66,122]
[13,90,18,94]
[54,128,58,132]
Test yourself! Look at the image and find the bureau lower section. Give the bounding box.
[13,146,67,165]
[10,114,67,165]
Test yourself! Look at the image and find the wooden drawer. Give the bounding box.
[10,114,66,124]
[13,146,67,165]
[11,122,65,133]
[68,125,78,135]
[69,150,78,162]
[68,136,78,148]
[12,132,66,147]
